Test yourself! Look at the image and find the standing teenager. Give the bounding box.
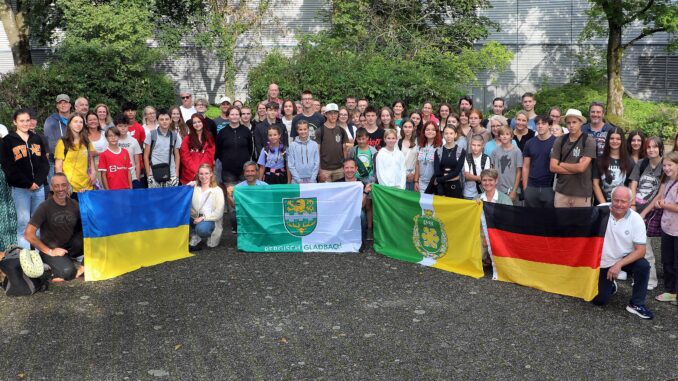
[414,122,441,193]
[98,127,133,190]
[432,125,466,198]
[375,129,406,189]
[54,114,97,197]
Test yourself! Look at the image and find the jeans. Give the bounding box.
[39,231,83,281]
[11,186,44,249]
[360,209,367,240]
[194,221,215,238]
[592,258,650,306]
[660,232,678,293]
[524,186,555,208]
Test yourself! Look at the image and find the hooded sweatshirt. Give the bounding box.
[2,131,50,188]
[44,113,68,160]
[288,136,320,183]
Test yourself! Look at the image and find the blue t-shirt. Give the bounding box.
[257,145,286,170]
[523,135,556,187]
[236,180,268,187]
[484,139,518,156]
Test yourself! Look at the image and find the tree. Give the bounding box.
[581,0,678,117]
[157,0,276,99]
[0,0,32,66]
[248,0,511,105]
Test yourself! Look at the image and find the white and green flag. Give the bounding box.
[235,182,363,252]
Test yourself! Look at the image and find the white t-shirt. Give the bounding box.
[463,154,491,198]
[600,209,646,268]
[118,135,142,180]
[180,106,197,123]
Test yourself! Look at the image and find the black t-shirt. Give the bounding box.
[29,197,81,248]
[291,112,325,139]
[366,128,385,150]
[513,129,535,152]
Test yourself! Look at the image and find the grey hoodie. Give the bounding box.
[288,136,320,183]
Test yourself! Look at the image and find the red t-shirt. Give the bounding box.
[98,148,132,190]
[128,122,146,169]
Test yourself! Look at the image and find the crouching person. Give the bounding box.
[24,173,84,281]
[189,164,225,251]
[226,161,268,233]
[592,186,653,319]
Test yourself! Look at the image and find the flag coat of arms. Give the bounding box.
[79,187,193,281]
[372,185,484,278]
[483,203,609,301]
[235,182,362,252]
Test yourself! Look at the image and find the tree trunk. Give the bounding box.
[606,19,624,117]
[0,0,32,67]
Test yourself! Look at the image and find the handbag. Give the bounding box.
[150,131,175,183]
[645,180,678,237]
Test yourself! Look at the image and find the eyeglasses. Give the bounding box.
[181,96,192,100]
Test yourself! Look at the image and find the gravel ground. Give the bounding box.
[0,235,676,380]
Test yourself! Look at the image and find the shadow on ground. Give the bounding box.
[0,235,676,380]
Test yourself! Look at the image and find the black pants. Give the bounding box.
[39,232,84,281]
[0,258,46,296]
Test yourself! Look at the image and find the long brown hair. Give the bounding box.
[62,114,90,151]
[599,127,630,184]
[187,114,214,151]
[169,106,189,137]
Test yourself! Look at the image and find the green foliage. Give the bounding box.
[507,82,678,140]
[248,40,512,108]
[321,0,498,55]
[0,0,175,125]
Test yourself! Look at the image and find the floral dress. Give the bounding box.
[0,163,18,251]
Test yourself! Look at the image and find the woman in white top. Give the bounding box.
[281,99,296,141]
[190,164,225,251]
[398,119,418,191]
[338,107,357,145]
[94,103,114,130]
[142,106,159,137]
[375,129,406,189]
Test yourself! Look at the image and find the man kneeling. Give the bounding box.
[24,173,84,281]
[592,186,653,319]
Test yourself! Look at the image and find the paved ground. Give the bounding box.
[0,234,676,380]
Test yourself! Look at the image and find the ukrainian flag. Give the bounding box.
[79,187,193,281]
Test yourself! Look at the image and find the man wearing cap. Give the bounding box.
[549,109,597,207]
[24,173,83,282]
[582,101,614,157]
[44,94,72,185]
[213,96,232,136]
[74,97,89,117]
[316,103,348,182]
[179,90,197,122]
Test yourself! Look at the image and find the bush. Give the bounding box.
[0,59,175,128]
[247,39,512,110]
[506,82,678,140]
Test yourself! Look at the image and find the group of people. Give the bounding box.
[0,85,676,320]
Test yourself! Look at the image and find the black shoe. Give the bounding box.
[189,242,204,252]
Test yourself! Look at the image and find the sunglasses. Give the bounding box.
[181,96,191,100]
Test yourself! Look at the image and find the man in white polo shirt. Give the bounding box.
[592,186,653,319]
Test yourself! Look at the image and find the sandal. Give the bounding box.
[654,292,677,302]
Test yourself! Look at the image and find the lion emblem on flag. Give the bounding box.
[283,197,318,237]
[412,209,448,258]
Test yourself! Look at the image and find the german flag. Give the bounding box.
[483,203,609,301]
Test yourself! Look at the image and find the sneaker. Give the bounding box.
[617,271,628,281]
[655,292,677,302]
[626,304,654,319]
[189,242,204,252]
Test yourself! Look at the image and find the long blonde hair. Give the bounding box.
[194,163,218,188]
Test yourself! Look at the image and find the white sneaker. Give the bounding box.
[617,271,628,281]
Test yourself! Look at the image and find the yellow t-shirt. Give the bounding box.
[54,139,95,192]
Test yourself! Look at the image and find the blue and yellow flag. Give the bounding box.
[79,187,193,281]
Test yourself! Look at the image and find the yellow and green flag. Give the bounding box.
[372,185,484,278]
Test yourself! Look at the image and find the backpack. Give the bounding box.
[466,152,489,194]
